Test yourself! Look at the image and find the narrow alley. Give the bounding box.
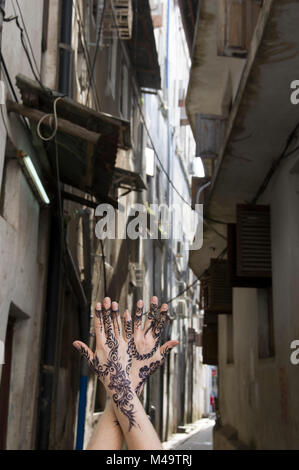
[1,0,299,453]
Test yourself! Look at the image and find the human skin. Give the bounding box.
[73,296,179,450]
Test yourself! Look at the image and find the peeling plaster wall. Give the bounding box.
[0,0,49,449]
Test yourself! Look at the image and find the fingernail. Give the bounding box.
[95,302,101,311]
[112,301,119,311]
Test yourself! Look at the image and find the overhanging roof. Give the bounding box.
[208,0,299,222]
[13,74,133,207]
[127,0,161,90]
[189,0,299,278]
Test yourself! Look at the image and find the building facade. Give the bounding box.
[0,0,210,450]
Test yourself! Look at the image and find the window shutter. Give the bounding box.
[201,259,232,314]
[236,205,272,279]
[227,223,272,287]
[195,114,228,160]
[202,323,218,365]
[218,0,261,58]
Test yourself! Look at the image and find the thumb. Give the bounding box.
[73,340,94,364]
[160,339,179,357]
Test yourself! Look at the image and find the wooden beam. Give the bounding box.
[6,100,101,145]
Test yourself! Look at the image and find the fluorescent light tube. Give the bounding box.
[23,156,50,205]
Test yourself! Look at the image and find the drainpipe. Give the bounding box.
[59,0,73,95]
[59,0,91,451]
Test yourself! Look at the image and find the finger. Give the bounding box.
[73,340,95,365]
[144,296,158,336]
[102,297,112,337]
[153,303,169,339]
[94,302,105,346]
[160,340,179,360]
[134,299,143,334]
[123,309,133,341]
[111,301,121,337]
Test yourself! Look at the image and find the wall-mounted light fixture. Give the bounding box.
[23,156,50,205]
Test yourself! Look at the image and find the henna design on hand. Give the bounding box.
[135,361,160,396]
[135,346,171,396]
[111,306,121,335]
[128,336,160,361]
[153,310,169,339]
[79,307,136,430]
[134,304,143,330]
[144,301,159,337]
[95,306,103,332]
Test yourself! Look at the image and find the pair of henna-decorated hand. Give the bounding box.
[73,296,179,431]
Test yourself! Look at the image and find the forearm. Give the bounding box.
[109,389,162,450]
[87,398,124,450]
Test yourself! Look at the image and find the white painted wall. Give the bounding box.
[218,153,299,449]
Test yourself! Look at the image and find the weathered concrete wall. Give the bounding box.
[217,152,299,449]
[0,0,49,449]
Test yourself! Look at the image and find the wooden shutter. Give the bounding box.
[236,205,272,279]
[218,0,261,58]
[195,114,227,160]
[202,323,218,365]
[201,259,232,314]
[228,223,272,287]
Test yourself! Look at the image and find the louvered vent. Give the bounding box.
[236,205,272,278]
[201,259,232,314]
[103,0,133,40]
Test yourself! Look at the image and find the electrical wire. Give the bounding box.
[73,0,101,111]
[13,0,40,79]
[3,12,50,95]
[37,96,63,141]
[85,0,106,106]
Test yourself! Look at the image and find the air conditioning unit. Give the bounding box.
[176,299,187,318]
[103,0,133,40]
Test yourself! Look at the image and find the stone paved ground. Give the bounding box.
[162,418,215,450]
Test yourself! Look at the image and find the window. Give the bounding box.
[258,287,275,359]
[227,314,234,364]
